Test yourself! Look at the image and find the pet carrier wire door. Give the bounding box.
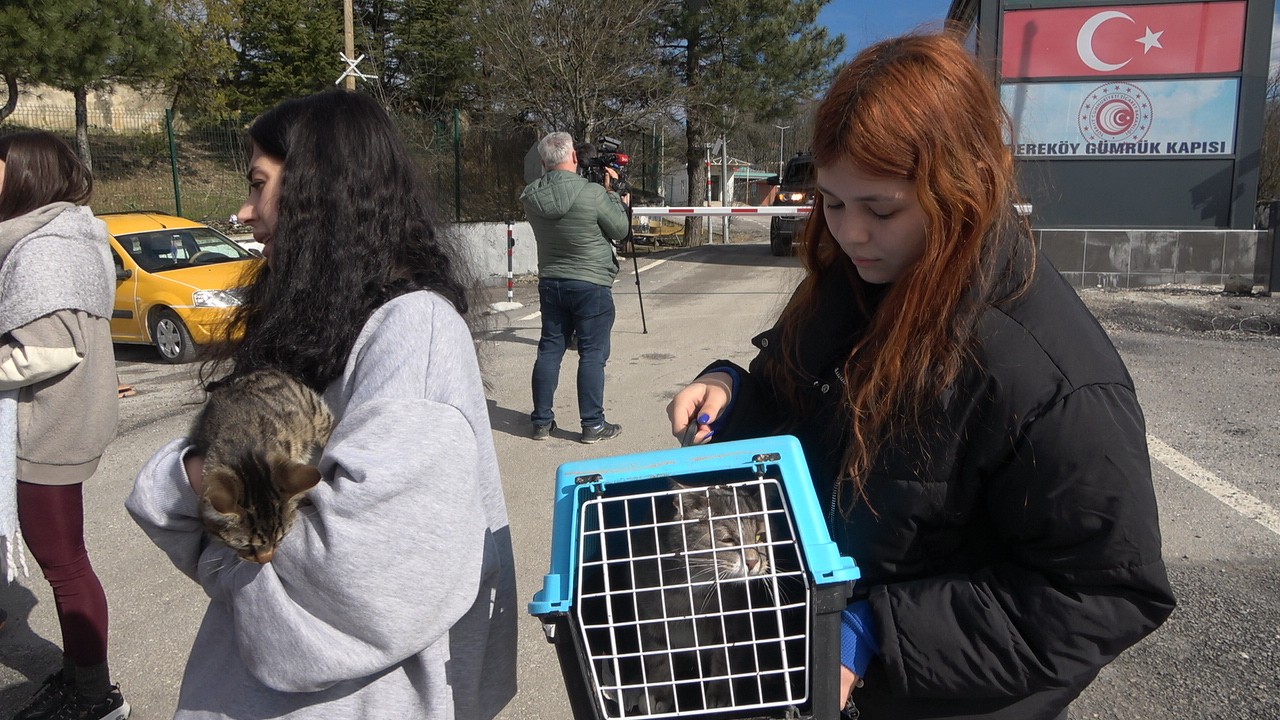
[530,435,859,720]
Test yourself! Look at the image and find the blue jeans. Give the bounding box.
[531,277,615,429]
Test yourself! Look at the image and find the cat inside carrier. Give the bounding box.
[530,435,859,720]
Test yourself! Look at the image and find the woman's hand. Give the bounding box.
[840,665,859,709]
[666,372,733,445]
[184,453,206,495]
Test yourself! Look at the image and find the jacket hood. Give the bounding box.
[520,170,587,221]
[0,202,77,266]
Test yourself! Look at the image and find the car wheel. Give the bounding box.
[769,228,789,256]
[150,309,197,363]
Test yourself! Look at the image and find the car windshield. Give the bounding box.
[783,158,814,186]
[117,228,253,273]
[778,158,808,188]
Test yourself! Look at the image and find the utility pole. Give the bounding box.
[343,0,356,91]
[775,125,790,177]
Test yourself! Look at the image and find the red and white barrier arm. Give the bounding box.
[629,205,812,217]
[630,204,1032,217]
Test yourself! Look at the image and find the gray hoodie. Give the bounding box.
[520,169,630,286]
[126,291,517,719]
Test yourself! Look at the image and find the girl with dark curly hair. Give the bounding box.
[127,91,517,720]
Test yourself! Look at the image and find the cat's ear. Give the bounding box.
[678,487,709,516]
[203,470,241,515]
[279,464,323,496]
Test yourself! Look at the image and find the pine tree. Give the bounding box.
[657,0,844,225]
[10,0,174,170]
[234,0,342,116]
[354,0,478,118]
[0,1,49,123]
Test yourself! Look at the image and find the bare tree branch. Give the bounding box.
[473,0,678,139]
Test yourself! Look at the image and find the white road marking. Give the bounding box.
[518,251,694,320]
[1148,434,1280,537]
[616,255,674,281]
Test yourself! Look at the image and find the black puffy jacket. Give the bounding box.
[707,254,1176,720]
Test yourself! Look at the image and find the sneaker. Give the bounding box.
[15,673,74,720]
[532,421,556,441]
[580,421,622,444]
[51,685,130,720]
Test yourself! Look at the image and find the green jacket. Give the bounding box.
[520,169,630,287]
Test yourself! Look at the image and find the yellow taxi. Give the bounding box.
[100,212,262,363]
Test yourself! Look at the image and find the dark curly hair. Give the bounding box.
[207,90,472,391]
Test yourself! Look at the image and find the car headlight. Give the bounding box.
[192,290,242,308]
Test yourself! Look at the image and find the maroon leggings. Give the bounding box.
[17,481,109,667]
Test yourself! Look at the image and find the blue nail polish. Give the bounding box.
[698,413,710,424]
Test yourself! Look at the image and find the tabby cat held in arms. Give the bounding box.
[190,368,334,564]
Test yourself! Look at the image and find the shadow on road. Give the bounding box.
[487,399,535,439]
[626,241,801,270]
[0,583,63,710]
[112,344,166,364]
[477,325,539,349]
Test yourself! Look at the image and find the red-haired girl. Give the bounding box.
[668,32,1176,720]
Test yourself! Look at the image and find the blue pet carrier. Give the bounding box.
[529,435,860,720]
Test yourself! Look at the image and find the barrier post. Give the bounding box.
[704,145,713,244]
[506,221,515,304]
[486,222,524,314]
[720,135,729,244]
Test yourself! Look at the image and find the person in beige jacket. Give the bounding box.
[0,131,126,720]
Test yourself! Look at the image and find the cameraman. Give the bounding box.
[521,131,631,444]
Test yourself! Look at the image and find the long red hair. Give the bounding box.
[767,31,1034,507]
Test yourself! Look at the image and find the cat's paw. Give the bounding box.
[620,687,673,715]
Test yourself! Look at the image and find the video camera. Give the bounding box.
[577,136,631,197]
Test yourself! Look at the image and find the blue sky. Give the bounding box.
[819,0,954,61]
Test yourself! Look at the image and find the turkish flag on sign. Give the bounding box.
[1001,1,1245,79]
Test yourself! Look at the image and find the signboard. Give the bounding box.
[1003,78,1239,157]
[1001,1,1246,79]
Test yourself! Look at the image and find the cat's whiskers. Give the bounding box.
[758,575,777,603]
[698,587,720,612]
[684,556,722,582]
[197,554,229,574]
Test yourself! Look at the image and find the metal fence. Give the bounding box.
[1,106,672,229]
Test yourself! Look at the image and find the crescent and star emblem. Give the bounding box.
[1076,11,1165,72]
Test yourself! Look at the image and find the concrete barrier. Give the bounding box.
[1036,228,1271,291]
[454,221,540,285]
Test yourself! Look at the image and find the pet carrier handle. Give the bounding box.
[528,434,860,616]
